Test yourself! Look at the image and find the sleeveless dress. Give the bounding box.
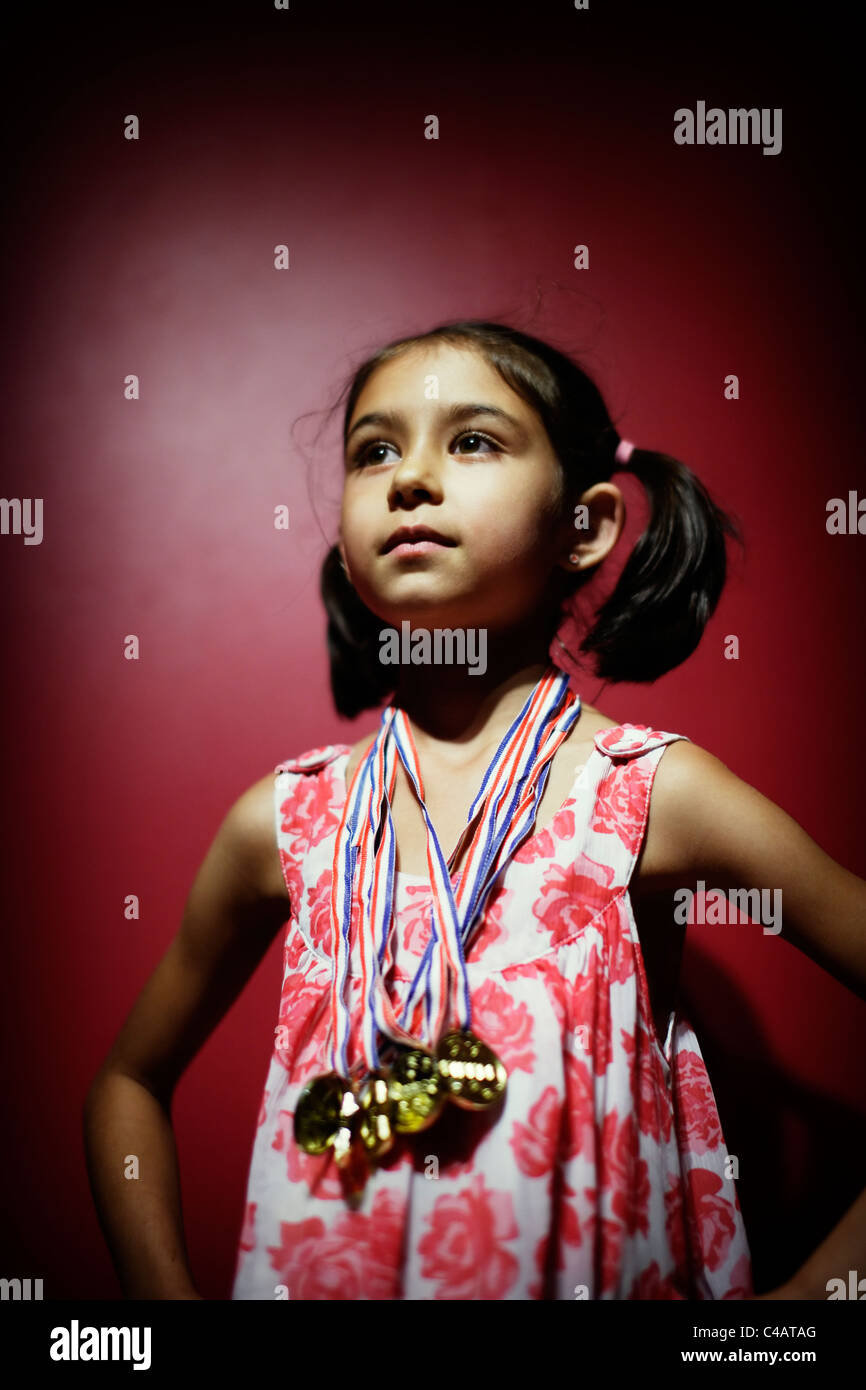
[231,723,753,1300]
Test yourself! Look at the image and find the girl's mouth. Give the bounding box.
[381,525,456,555]
[387,539,454,559]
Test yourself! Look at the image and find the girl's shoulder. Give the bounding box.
[629,734,736,890]
[224,748,353,907]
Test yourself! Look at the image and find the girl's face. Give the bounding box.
[339,342,619,634]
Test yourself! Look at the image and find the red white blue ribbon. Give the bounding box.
[328,665,582,1077]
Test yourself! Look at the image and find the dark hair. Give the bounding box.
[321,319,744,718]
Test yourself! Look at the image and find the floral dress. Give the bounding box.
[231,724,753,1300]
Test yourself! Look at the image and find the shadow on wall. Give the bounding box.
[680,947,866,1297]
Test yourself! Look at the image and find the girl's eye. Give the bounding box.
[454,431,499,456]
[351,430,500,469]
[353,441,395,468]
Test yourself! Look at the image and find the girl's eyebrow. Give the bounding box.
[345,402,530,447]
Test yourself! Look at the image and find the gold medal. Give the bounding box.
[387,1047,445,1133]
[332,1082,361,1167]
[331,1122,356,1167]
[293,1072,357,1155]
[435,1030,507,1110]
[356,1070,396,1158]
[333,1127,371,1196]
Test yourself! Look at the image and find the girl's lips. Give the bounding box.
[385,539,453,558]
[382,525,456,553]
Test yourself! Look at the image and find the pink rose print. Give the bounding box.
[513,803,576,865]
[582,1193,625,1296]
[284,923,318,973]
[306,868,339,953]
[502,952,570,1030]
[685,1166,737,1273]
[241,737,750,1307]
[591,761,648,850]
[274,979,332,1083]
[673,1050,723,1153]
[562,1050,594,1159]
[271,1110,291,1153]
[331,1188,406,1299]
[277,958,325,1028]
[597,1109,650,1237]
[278,848,306,919]
[267,1219,363,1299]
[272,1111,344,1200]
[279,765,344,850]
[397,883,436,959]
[467,884,511,963]
[470,977,535,1073]
[570,944,614,1077]
[239,1202,257,1252]
[620,1024,673,1144]
[533,855,616,947]
[510,1085,561,1177]
[606,905,638,985]
[418,1173,520,1299]
[627,1261,687,1300]
[267,1190,405,1300]
[293,1006,334,1082]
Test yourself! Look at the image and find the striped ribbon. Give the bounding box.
[328,664,582,1078]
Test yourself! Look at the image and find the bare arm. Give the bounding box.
[83,771,290,1299]
[648,740,866,1298]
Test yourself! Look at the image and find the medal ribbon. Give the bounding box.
[328,665,582,1077]
[396,680,582,1030]
[373,669,556,1033]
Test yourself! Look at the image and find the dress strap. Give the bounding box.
[592,725,687,760]
[272,746,353,921]
[275,744,351,777]
[587,723,690,888]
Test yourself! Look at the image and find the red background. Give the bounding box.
[2,1,864,1299]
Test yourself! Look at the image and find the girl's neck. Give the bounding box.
[392,625,559,762]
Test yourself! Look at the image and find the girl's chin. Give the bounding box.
[359,591,476,628]
[370,613,479,631]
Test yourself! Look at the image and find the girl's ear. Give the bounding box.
[560,483,626,574]
[559,547,583,573]
[554,508,586,573]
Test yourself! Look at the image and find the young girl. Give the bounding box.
[84,319,866,1301]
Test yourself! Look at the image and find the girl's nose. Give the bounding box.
[388,451,444,505]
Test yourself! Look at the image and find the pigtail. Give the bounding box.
[320,545,396,719]
[579,448,744,683]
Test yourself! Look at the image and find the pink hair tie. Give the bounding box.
[614,438,635,465]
